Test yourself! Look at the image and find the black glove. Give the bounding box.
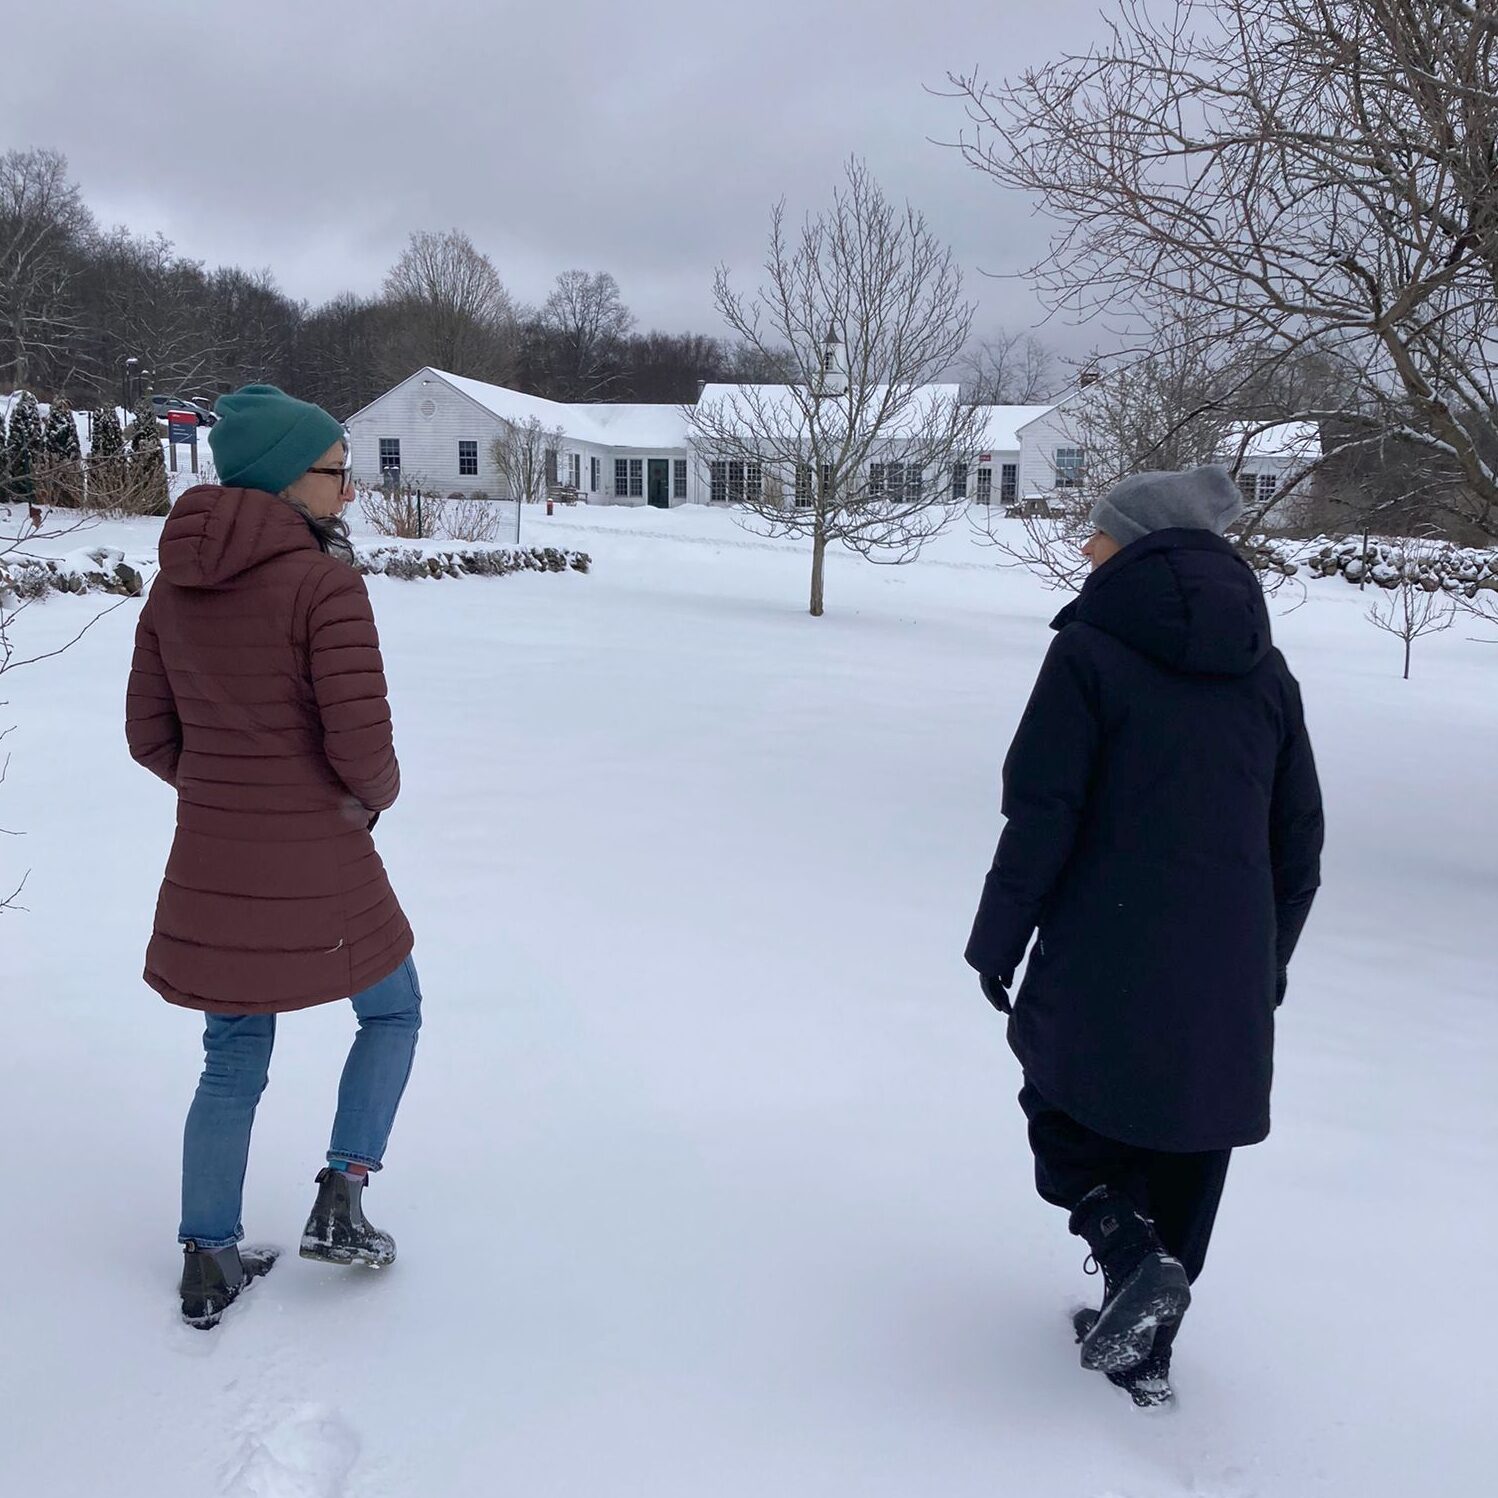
[367,811,381,832]
[979,973,1012,1015]
[1275,967,1288,1008]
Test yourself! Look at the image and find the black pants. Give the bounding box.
[1019,1081,1232,1284]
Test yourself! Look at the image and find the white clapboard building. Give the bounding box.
[346,366,1048,511]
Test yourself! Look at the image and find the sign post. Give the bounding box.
[167,411,199,475]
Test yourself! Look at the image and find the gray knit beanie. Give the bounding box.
[1090,464,1245,546]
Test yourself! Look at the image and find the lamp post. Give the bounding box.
[122,356,139,417]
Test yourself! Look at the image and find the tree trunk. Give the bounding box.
[1403,633,1412,680]
[809,521,828,617]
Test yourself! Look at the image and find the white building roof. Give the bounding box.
[974,404,1054,452]
[431,370,691,449]
[1225,421,1321,464]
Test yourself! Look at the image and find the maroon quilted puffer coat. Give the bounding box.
[126,486,412,1014]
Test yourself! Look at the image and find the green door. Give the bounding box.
[648,458,670,508]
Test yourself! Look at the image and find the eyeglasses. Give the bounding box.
[307,447,353,491]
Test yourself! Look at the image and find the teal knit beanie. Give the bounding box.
[208,385,345,495]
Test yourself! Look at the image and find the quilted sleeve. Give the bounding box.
[306,567,401,813]
[125,594,182,786]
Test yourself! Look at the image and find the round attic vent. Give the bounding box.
[419,398,437,418]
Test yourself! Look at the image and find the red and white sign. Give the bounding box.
[167,410,198,440]
[979,452,992,463]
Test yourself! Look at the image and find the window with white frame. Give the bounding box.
[709,459,760,504]
[628,458,643,497]
[1054,446,1085,489]
[1000,463,1018,506]
[868,462,886,499]
[1256,471,1278,506]
[379,437,401,474]
[952,462,968,500]
[568,452,581,489]
[795,463,813,507]
[976,466,993,504]
[673,459,687,500]
[590,456,599,493]
[615,458,628,496]
[820,463,835,503]
[458,440,478,477]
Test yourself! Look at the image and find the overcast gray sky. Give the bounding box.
[6,0,1111,353]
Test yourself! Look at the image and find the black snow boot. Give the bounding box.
[179,1241,278,1330]
[1073,1307,1177,1408]
[1069,1185,1190,1374]
[300,1167,397,1267]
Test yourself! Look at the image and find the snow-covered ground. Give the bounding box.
[3,504,1494,1498]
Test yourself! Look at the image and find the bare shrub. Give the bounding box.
[445,496,503,544]
[359,477,446,539]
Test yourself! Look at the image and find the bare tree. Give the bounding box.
[687,160,982,617]
[540,270,634,401]
[950,0,1498,543]
[962,328,1058,404]
[490,416,565,543]
[381,229,516,382]
[0,148,94,391]
[1366,537,1458,677]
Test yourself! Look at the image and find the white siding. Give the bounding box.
[347,373,505,495]
[1017,403,1085,500]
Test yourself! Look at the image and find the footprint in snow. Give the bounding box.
[223,1402,360,1498]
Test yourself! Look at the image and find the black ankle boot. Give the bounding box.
[179,1241,278,1329]
[300,1167,397,1267]
[1069,1185,1190,1374]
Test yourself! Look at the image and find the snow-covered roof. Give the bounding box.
[424,370,691,449]
[975,404,1054,453]
[1224,421,1321,465]
[694,382,971,442]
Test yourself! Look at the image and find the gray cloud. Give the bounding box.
[6,0,1108,352]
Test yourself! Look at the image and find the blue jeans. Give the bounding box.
[179,958,422,1248]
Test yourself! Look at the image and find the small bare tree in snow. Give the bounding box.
[1366,538,1458,679]
[360,475,445,540]
[688,160,982,617]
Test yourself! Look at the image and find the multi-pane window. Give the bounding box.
[873,463,921,502]
[673,459,687,500]
[615,458,643,497]
[976,466,993,504]
[708,460,760,504]
[590,456,599,493]
[868,462,887,499]
[795,463,813,507]
[952,462,968,500]
[820,463,835,502]
[1000,463,1018,506]
[1256,472,1278,506]
[458,440,478,477]
[1054,446,1085,489]
[569,453,581,489]
[378,437,401,474]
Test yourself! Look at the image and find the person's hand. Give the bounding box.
[979,973,1012,1015]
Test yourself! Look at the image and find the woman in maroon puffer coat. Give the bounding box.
[127,385,421,1328]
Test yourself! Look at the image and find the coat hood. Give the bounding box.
[1052,528,1272,677]
[157,486,318,589]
